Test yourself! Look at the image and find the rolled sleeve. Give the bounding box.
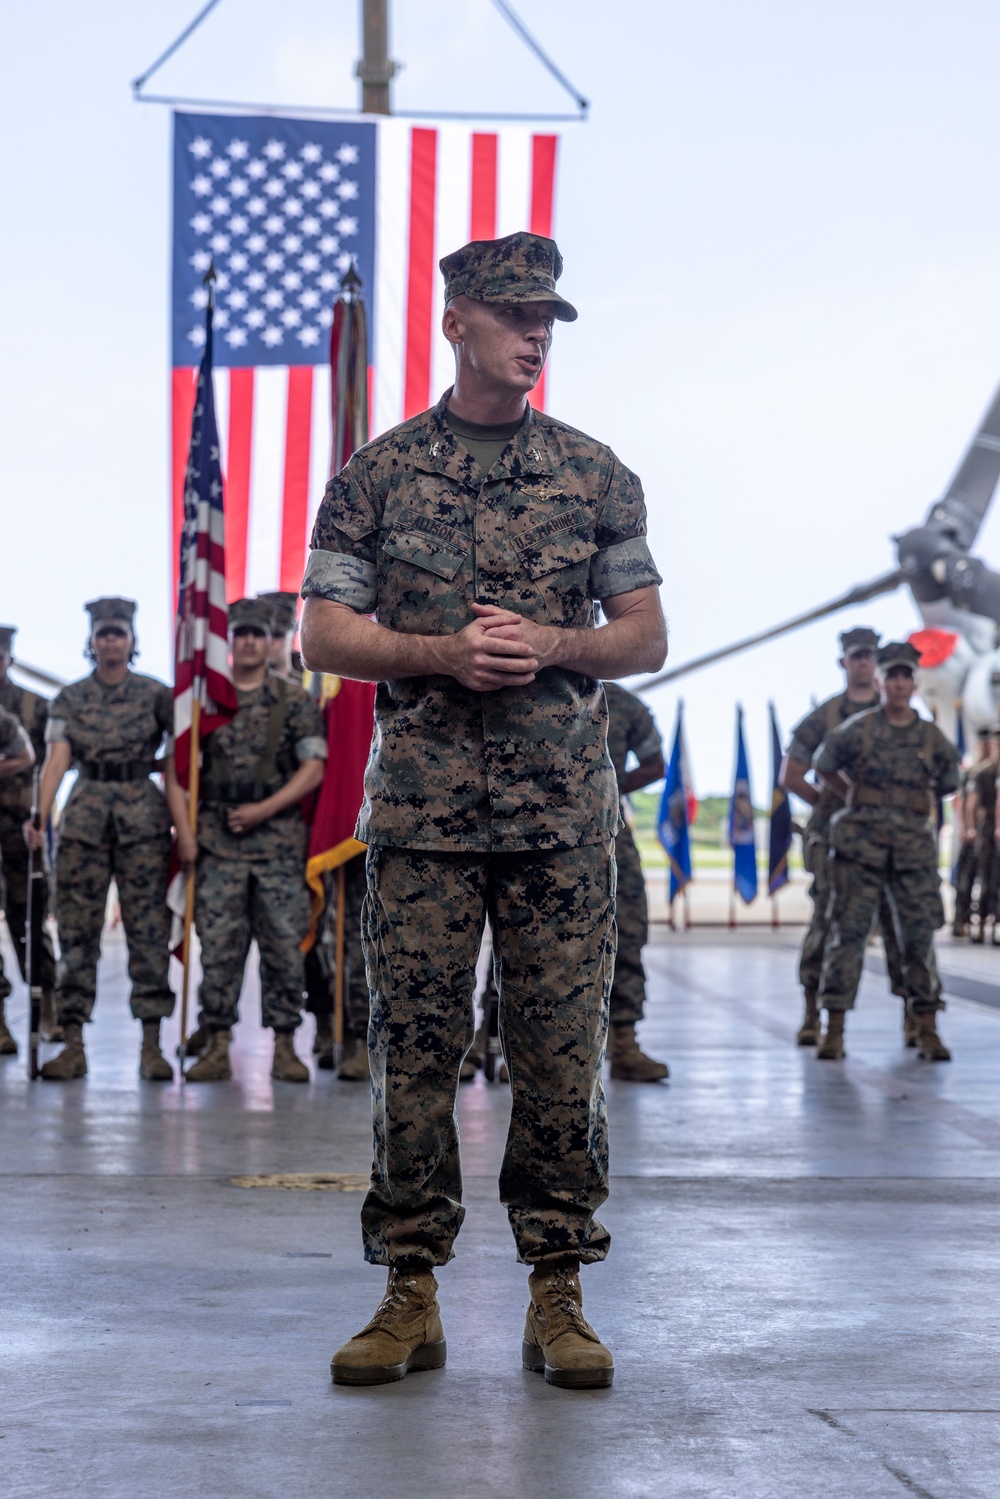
[295,735,328,764]
[45,716,69,745]
[591,536,662,599]
[815,734,846,774]
[632,725,663,763]
[787,733,815,765]
[300,548,377,611]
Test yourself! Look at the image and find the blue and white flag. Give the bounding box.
[658,703,692,901]
[767,703,792,895]
[728,705,758,904]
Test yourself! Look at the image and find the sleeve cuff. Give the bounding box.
[45,718,68,744]
[300,548,377,612]
[296,736,329,763]
[590,537,662,598]
[632,727,663,763]
[786,736,812,765]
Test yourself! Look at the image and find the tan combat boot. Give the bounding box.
[331,1264,446,1385]
[40,1022,87,1080]
[0,998,17,1055]
[271,1030,309,1083]
[816,1009,846,1061]
[796,992,822,1046]
[523,1260,614,1389]
[39,992,64,1043]
[915,1012,951,1062]
[185,1028,231,1081]
[177,1023,209,1059]
[139,1019,174,1081]
[337,1036,369,1081]
[902,1003,919,1048]
[609,1023,669,1081]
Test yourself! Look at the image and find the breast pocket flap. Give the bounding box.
[381,527,469,581]
[513,509,598,581]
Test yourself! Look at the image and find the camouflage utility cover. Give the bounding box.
[0,687,40,813]
[46,672,173,846]
[197,673,326,862]
[440,231,577,322]
[603,682,663,788]
[787,690,880,834]
[815,708,960,807]
[302,395,662,852]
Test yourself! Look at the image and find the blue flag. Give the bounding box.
[658,703,692,901]
[728,705,758,904]
[767,703,792,895]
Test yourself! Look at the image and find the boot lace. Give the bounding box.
[365,1272,428,1334]
[534,1272,594,1341]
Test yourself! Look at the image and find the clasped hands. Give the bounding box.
[442,603,557,692]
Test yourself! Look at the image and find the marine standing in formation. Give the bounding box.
[951,726,990,938]
[814,641,960,1060]
[602,681,669,1082]
[170,598,326,1083]
[781,627,929,1046]
[301,231,667,1388]
[965,725,1000,944]
[26,600,179,1082]
[0,695,37,1053]
[0,624,60,1051]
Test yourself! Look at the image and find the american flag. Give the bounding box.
[171,111,561,599]
[173,298,237,786]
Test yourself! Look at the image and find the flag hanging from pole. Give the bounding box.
[173,286,238,787]
[170,112,563,601]
[728,705,758,905]
[767,702,792,896]
[658,702,693,902]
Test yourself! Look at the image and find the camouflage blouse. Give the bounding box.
[0,679,46,814]
[603,682,663,790]
[787,689,880,837]
[815,708,960,823]
[302,396,662,852]
[46,672,173,846]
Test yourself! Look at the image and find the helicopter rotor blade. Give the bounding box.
[925,377,1000,551]
[633,569,903,695]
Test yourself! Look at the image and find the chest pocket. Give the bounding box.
[510,506,597,580]
[381,508,470,580]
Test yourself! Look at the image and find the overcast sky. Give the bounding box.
[5,0,1000,792]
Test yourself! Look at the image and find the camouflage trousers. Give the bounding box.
[974,828,999,921]
[609,823,647,1026]
[54,834,173,1025]
[303,852,367,1040]
[800,830,913,998]
[0,806,56,1001]
[818,814,945,1015]
[360,841,616,1268]
[195,852,308,1033]
[953,839,977,924]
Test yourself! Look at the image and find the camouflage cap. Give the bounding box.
[256,591,298,634]
[0,624,15,652]
[839,626,880,652]
[229,597,275,633]
[440,231,578,322]
[877,640,921,672]
[86,597,136,633]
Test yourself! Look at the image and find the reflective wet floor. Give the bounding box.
[3,925,1000,1498]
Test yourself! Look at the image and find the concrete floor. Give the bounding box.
[3,925,1000,1498]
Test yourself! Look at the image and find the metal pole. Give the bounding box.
[357,0,396,115]
[178,697,202,1072]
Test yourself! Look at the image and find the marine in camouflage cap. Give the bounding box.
[257,591,298,635]
[86,598,136,634]
[877,640,922,672]
[229,597,275,634]
[440,231,578,322]
[839,626,880,653]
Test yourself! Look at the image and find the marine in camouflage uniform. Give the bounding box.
[302,231,666,1388]
[815,641,960,1061]
[0,623,59,1049]
[31,599,177,1082]
[603,681,669,1081]
[0,700,36,1053]
[952,727,990,937]
[181,597,327,1084]
[967,728,1000,943]
[782,626,936,1048]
